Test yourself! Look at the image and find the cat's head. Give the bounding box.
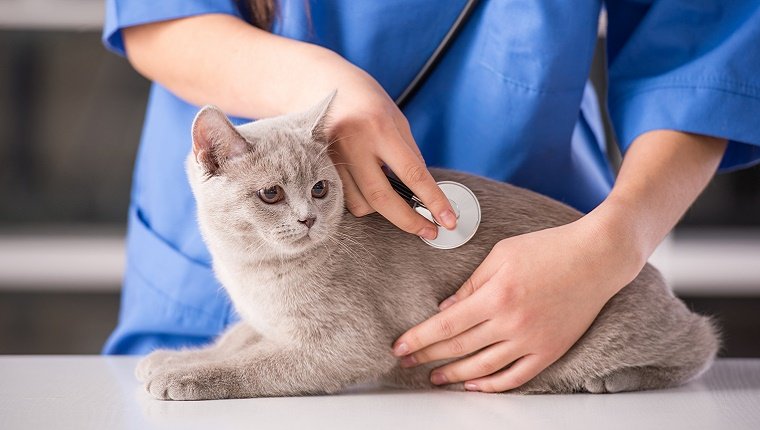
[187,92,344,256]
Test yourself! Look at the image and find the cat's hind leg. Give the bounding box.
[582,311,720,394]
[582,364,710,393]
[505,362,710,395]
[580,311,718,394]
[508,313,719,394]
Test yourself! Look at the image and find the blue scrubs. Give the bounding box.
[102,0,760,354]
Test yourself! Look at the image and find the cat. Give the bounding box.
[136,92,719,400]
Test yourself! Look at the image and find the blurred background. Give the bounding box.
[0,2,758,356]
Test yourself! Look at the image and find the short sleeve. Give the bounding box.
[103,0,243,56]
[606,1,760,172]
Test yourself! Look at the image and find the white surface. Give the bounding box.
[0,356,758,430]
[1,229,759,295]
[0,0,103,30]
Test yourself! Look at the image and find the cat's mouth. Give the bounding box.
[288,230,314,246]
[274,226,324,251]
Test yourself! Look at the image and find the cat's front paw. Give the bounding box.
[143,365,232,401]
[135,350,186,382]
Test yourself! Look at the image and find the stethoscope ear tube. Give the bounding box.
[385,0,482,249]
[394,0,480,109]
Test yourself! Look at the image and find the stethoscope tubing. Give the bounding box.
[387,0,480,205]
[394,0,481,109]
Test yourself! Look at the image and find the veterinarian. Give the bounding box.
[104,1,760,392]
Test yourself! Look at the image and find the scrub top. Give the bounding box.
[102,0,760,354]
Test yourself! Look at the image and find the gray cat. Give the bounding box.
[136,93,719,400]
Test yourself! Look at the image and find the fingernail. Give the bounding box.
[438,296,457,311]
[430,372,448,385]
[464,383,480,391]
[393,342,409,356]
[399,355,417,368]
[418,227,437,240]
[439,209,457,230]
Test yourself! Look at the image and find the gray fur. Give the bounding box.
[137,93,719,400]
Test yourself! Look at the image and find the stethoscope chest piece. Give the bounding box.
[414,181,481,249]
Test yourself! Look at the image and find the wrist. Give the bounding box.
[579,196,650,285]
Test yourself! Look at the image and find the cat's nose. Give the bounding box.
[298,216,316,229]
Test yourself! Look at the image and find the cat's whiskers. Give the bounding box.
[334,232,370,261]
[243,239,268,257]
[328,228,375,268]
[315,161,355,178]
[326,235,363,267]
[326,162,353,168]
[323,132,360,151]
[312,135,352,165]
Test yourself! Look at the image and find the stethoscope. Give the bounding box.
[385,0,481,249]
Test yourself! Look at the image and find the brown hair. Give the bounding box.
[245,0,278,30]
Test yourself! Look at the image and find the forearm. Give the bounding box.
[123,14,363,118]
[124,14,457,235]
[587,130,727,282]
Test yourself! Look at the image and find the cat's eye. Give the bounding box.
[311,180,329,199]
[257,185,285,204]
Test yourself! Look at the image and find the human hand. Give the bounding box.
[123,15,455,238]
[391,217,645,392]
[317,55,457,238]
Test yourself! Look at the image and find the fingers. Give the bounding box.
[332,128,436,235]
[439,250,502,311]
[400,321,498,368]
[380,139,457,230]
[393,293,488,357]
[464,354,547,393]
[350,153,439,238]
[331,102,450,233]
[429,341,522,386]
[393,114,424,162]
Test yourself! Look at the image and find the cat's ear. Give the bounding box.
[303,90,337,143]
[191,105,249,174]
